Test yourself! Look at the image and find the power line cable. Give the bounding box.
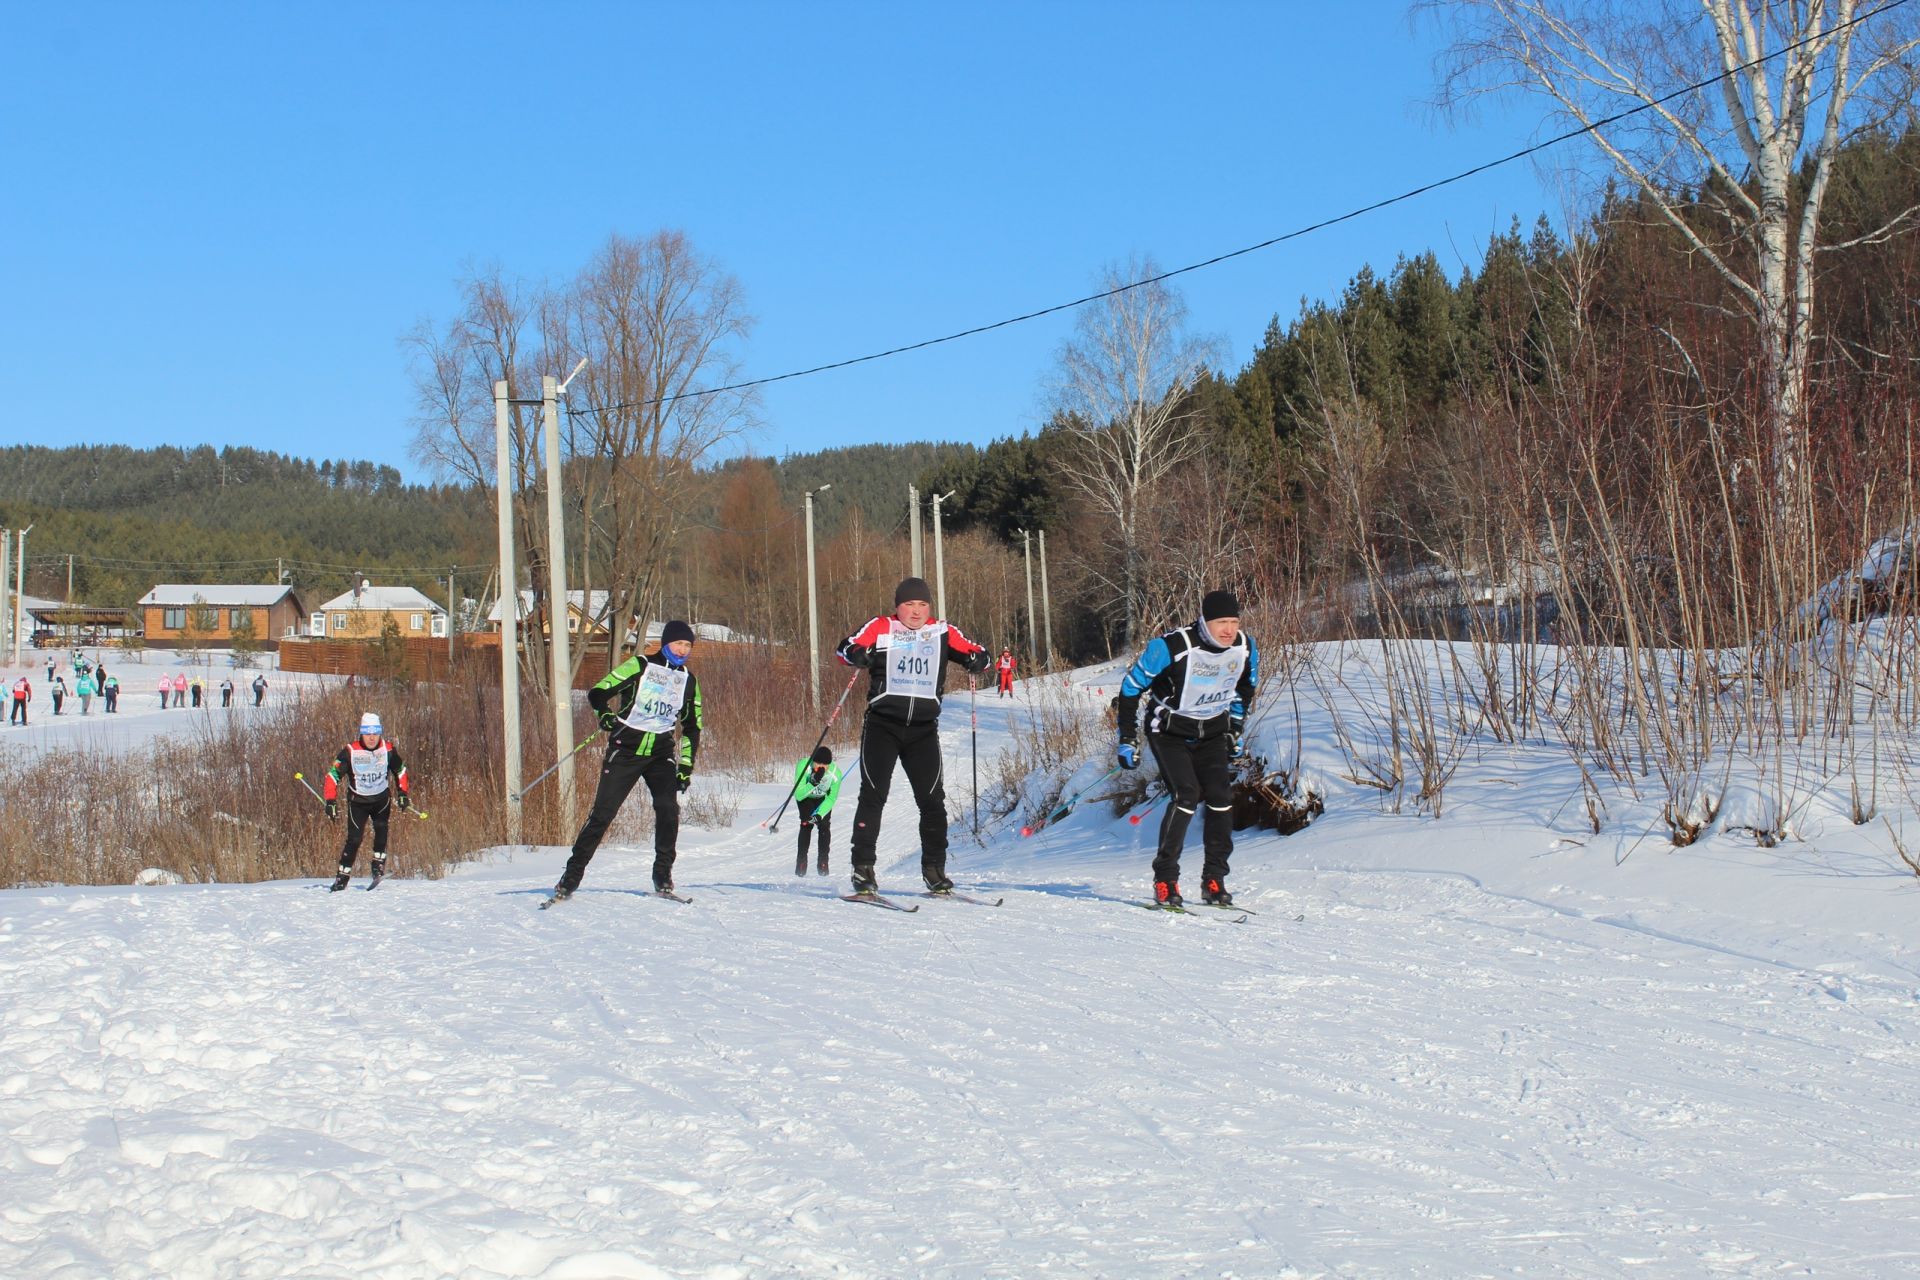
[564,0,1911,416]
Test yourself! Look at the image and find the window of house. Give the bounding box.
[567,612,579,633]
[332,613,348,633]
[162,608,186,630]
[230,608,254,631]
[411,613,424,632]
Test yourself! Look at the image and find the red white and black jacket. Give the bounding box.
[836,617,992,725]
[323,739,410,803]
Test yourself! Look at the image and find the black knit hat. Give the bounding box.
[894,577,933,607]
[811,746,833,765]
[660,619,696,647]
[1201,590,1241,621]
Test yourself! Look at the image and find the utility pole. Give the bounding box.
[931,491,955,618]
[804,484,831,711]
[447,572,456,669]
[908,484,923,578]
[0,530,11,662]
[1018,528,1035,657]
[67,554,73,604]
[493,381,523,844]
[11,525,31,666]
[542,370,578,828]
[1038,529,1054,669]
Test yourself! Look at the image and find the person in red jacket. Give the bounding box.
[8,676,29,726]
[320,711,411,890]
[834,577,993,895]
[995,647,1016,697]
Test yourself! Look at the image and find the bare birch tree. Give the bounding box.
[1431,0,1920,496]
[406,232,756,687]
[1050,257,1219,648]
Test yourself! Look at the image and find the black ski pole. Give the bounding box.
[514,728,604,803]
[764,665,862,833]
[969,673,979,840]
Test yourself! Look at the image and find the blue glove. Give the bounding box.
[1117,742,1139,771]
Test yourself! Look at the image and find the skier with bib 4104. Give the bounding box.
[1115,590,1259,910]
[835,577,993,897]
[549,620,703,905]
[322,712,411,890]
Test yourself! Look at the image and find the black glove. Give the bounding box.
[677,766,693,793]
[842,642,869,667]
[325,800,338,821]
[597,709,621,734]
[1228,716,1246,760]
[965,648,993,674]
[396,792,411,811]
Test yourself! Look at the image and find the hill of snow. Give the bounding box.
[3,659,1917,1277]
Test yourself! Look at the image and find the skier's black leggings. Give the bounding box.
[848,714,947,881]
[561,741,680,890]
[1148,730,1235,885]
[341,794,392,864]
[797,803,831,857]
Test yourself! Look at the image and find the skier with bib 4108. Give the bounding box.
[1115,590,1259,909]
[321,712,411,890]
[550,620,703,904]
[835,577,992,897]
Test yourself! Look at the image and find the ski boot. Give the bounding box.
[850,868,878,896]
[1201,878,1232,907]
[328,863,353,893]
[369,856,387,888]
[1153,879,1184,909]
[795,850,808,877]
[816,853,829,876]
[546,882,574,905]
[653,876,675,895]
[924,872,955,895]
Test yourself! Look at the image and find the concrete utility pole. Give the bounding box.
[908,484,923,578]
[1018,528,1035,656]
[0,530,12,662]
[493,381,523,844]
[1038,529,1054,668]
[11,525,31,666]
[447,573,456,667]
[931,491,955,618]
[542,370,578,828]
[67,555,73,604]
[804,484,831,711]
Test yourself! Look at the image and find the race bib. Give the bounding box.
[621,663,689,734]
[887,624,942,700]
[349,744,390,795]
[1176,645,1245,719]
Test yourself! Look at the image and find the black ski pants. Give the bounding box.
[849,713,947,883]
[1148,730,1235,886]
[561,741,680,891]
[8,698,24,726]
[796,800,831,873]
[340,794,392,865]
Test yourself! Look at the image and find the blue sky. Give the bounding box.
[1,2,1567,481]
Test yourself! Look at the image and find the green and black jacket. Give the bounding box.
[588,650,704,766]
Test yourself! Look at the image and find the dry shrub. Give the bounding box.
[981,683,1119,824]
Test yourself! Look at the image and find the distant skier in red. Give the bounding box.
[995,647,1016,697]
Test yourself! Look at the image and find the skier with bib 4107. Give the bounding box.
[1115,590,1259,910]
[550,620,703,904]
[321,712,411,890]
[835,577,992,897]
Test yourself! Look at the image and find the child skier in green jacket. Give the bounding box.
[790,746,843,877]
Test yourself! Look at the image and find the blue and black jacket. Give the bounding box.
[1115,621,1259,744]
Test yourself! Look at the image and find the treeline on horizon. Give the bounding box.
[6,126,1919,664]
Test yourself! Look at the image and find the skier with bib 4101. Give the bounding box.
[1115,590,1259,909]
[550,620,703,904]
[835,577,993,897]
[321,712,411,890]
